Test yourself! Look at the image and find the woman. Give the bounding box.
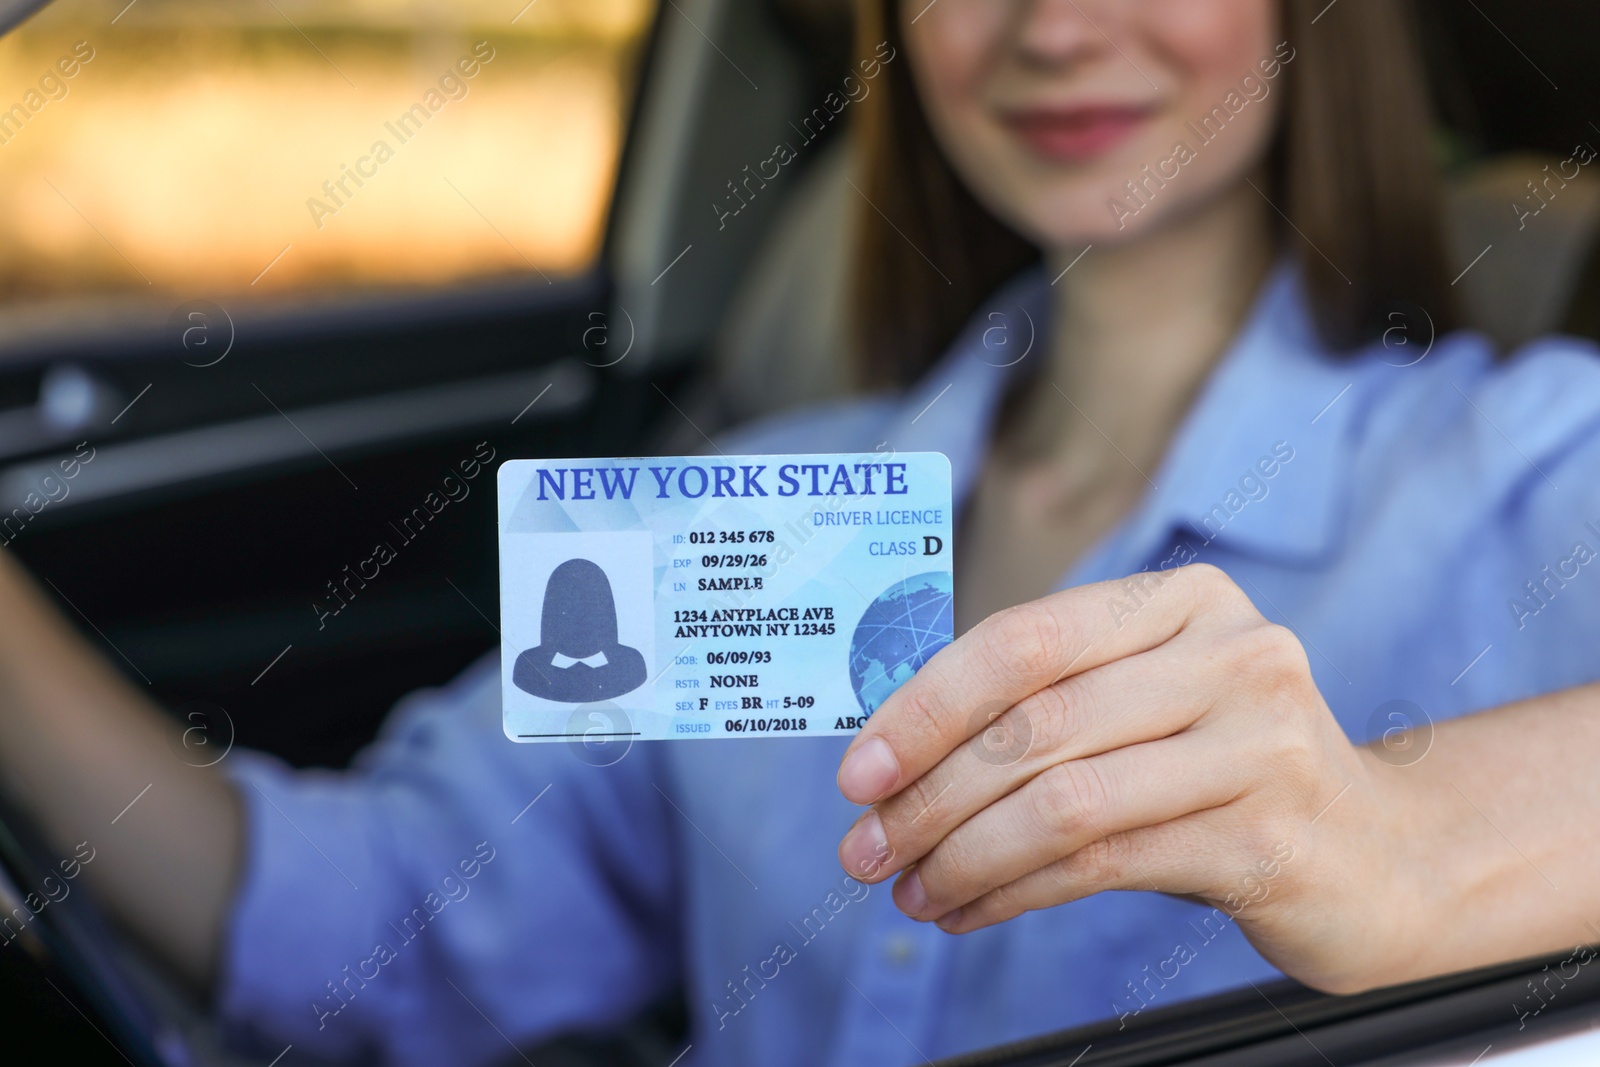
[3,1,1600,1064]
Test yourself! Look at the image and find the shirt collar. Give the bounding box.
[878,257,1367,571]
[1129,260,1366,567]
[551,651,608,669]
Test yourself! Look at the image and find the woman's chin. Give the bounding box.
[1018,200,1173,253]
[1015,175,1245,255]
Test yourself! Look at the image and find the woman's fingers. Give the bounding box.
[829,561,1335,946]
[839,630,1229,882]
[889,725,1252,921]
[836,564,1246,806]
[930,818,1211,934]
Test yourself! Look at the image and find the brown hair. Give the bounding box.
[849,0,1458,388]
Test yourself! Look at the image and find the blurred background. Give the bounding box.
[0,0,649,311]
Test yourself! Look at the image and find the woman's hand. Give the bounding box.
[834,563,1414,994]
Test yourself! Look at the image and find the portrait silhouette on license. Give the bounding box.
[512,557,648,703]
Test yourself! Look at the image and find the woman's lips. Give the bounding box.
[1003,105,1153,162]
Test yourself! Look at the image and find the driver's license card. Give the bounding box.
[497,453,954,743]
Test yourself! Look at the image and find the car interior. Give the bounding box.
[2,0,1600,1064]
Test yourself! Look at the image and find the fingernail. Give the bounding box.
[838,737,899,804]
[839,811,888,880]
[934,907,963,932]
[894,870,928,917]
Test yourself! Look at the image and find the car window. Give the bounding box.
[0,0,652,322]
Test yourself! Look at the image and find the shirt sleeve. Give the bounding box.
[215,651,681,1066]
[1468,338,1600,704]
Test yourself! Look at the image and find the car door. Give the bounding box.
[0,0,671,766]
[0,1,669,1057]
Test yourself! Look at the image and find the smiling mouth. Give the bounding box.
[1002,105,1154,162]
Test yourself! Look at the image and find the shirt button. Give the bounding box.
[884,934,917,968]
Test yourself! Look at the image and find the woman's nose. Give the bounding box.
[1011,0,1122,68]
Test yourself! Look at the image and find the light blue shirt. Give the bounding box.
[219,262,1600,1066]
